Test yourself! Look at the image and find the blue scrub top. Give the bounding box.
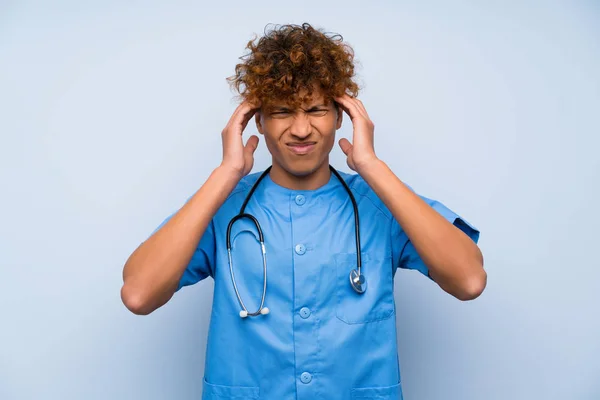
[156,169,480,400]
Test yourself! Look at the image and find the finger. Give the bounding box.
[238,101,261,132]
[353,98,371,120]
[226,102,251,128]
[347,97,368,120]
[244,135,259,154]
[226,100,261,133]
[338,138,353,155]
[243,135,259,173]
[235,99,261,118]
[334,94,367,121]
[239,108,258,132]
[334,96,354,120]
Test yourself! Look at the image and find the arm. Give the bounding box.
[335,94,486,301]
[121,167,241,315]
[121,101,261,315]
[360,160,485,300]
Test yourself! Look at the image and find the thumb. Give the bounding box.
[244,135,259,155]
[241,135,259,175]
[338,138,353,156]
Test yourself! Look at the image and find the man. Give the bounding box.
[121,23,485,400]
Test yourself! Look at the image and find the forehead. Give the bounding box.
[266,91,331,109]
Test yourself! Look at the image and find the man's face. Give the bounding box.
[255,90,343,177]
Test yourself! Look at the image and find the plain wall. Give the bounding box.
[1,1,599,399]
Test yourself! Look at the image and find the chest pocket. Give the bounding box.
[334,253,395,324]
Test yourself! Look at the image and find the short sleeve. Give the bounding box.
[151,212,216,292]
[391,195,480,279]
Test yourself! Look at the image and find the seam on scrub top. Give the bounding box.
[288,192,298,397]
[389,216,408,274]
[208,218,217,279]
[224,185,252,203]
[349,180,394,223]
[313,244,323,400]
[223,171,265,203]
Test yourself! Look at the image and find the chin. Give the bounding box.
[280,158,323,177]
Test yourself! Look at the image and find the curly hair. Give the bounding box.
[227,23,360,109]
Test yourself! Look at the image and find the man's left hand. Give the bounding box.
[334,94,379,174]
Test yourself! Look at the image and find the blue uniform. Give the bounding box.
[157,169,480,400]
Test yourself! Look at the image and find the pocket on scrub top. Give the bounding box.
[334,253,395,324]
[351,381,403,400]
[202,377,260,400]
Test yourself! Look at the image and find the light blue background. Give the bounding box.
[1,1,598,399]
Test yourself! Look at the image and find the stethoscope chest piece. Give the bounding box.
[349,269,367,294]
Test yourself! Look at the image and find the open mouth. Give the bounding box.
[286,142,316,155]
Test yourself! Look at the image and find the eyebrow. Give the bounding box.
[269,103,329,112]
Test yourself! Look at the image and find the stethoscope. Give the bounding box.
[226,165,366,318]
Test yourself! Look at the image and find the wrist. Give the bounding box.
[217,163,244,180]
[213,164,244,189]
[356,157,385,177]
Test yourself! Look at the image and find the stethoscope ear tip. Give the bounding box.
[239,308,269,318]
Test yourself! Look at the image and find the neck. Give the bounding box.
[269,160,331,191]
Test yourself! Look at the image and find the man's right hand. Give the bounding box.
[220,100,261,178]
[121,100,263,315]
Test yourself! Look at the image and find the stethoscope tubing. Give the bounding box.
[226,165,364,318]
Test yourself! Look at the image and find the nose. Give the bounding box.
[289,113,312,139]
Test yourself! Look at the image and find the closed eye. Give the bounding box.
[307,109,328,116]
[270,110,292,118]
[270,108,329,118]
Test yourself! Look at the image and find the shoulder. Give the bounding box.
[227,171,262,198]
[333,168,394,221]
[203,171,263,223]
[216,170,265,210]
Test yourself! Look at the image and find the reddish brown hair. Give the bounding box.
[227,23,360,109]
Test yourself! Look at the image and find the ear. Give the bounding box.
[255,112,265,135]
[335,103,343,130]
